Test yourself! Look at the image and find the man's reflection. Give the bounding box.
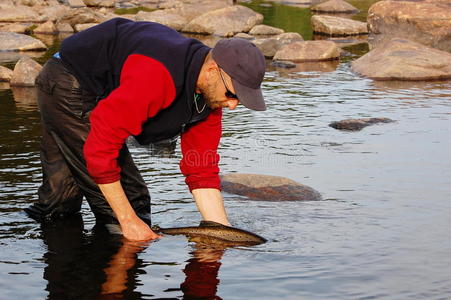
[40,215,226,299]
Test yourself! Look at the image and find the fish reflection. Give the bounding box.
[40,215,225,299]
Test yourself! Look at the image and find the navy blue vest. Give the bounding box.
[60,18,211,144]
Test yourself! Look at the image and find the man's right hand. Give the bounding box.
[120,216,161,241]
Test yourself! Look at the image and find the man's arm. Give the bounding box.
[98,181,161,241]
[192,188,230,226]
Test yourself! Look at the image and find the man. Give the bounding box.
[25,18,266,241]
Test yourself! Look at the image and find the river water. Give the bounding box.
[1,1,451,299]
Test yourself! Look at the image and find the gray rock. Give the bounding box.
[221,173,322,201]
[182,5,263,37]
[311,0,359,13]
[273,41,340,62]
[171,0,230,23]
[234,32,255,40]
[252,38,280,58]
[59,8,106,26]
[274,32,304,43]
[136,10,187,31]
[249,24,284,35]
[329,117,395,131]
[34,21,57,34]
[10,56,42,87]
[0,32,47,51]
[351,38,451,80]
[0,5,41,22]
[37,5,71,22]
[311,15,368,36]
[0,66,13,82]
[368,0,451,52]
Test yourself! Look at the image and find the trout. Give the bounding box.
[152,221,267,246]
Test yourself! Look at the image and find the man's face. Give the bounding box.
[201,68,239,110]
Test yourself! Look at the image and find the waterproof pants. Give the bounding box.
[25,57,151,225]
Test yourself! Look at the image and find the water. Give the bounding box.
[1,1,451,299]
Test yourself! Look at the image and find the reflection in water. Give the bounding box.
[11,86,38,111]
[268,60,339,76]
[40,215,225,299]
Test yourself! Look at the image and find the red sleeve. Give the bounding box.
[84,54,176,184]
[180,108,222,192]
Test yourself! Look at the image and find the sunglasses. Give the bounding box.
[218,69,239,100]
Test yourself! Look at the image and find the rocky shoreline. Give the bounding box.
[1,0,450,86]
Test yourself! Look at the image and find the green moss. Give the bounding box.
[114,6,156,15]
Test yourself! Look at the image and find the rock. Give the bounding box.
[271,60,296,68]
[34,21,57,34]
[368,0,451,52]
[0,0,15,8]
[329,118,395,131]
[136,10,187,31]
[37,5,71,22]
[220,173,322,201]
[234,32,255,40]
[273,41,340,62]
[0,66,13,82]
[311,15,368,36]
[0,5,41,22]
[11,86,38,109]
[249,24,284,35]
[67,0,86,8]
[10,57,42,87]
[0,23,31,34]
[74,23,99,32]
[171,0,230,23]
[83,0,115,7]
[182,5,263,37]
[252,32,304,58]
[59,8,106,26]
[311,0,359,13]
[56,23,74,33]
[0,32,47,51]
[351,38,451,80]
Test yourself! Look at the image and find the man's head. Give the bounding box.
[197,38,266,111]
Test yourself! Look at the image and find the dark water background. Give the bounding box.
[1,1,451,299]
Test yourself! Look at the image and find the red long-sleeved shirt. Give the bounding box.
[83,54,222,191]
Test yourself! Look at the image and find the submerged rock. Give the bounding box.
[271,60,296,68]
[221,173,322,201]
[273,40,340,62]
[311,0,359,13]
[329,117,395,131]
[367,0,451,52]
[182,5,263,37]
[0,32,47,51]
[311,15,368,36]
[10,57,42,87]
[351,38,451,81]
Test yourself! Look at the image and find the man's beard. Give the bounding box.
[200,81,224,110]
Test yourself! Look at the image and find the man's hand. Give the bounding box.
[192,188,231,226]
[120,215,161,241]
[98,181,161,241]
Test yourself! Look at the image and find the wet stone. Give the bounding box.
[220,173,322,201]
[271,60,296,68]
[0,66,13,82]
[329,117,395,131]
[10,56,42,87]
[311,0,359,13]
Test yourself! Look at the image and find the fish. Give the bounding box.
[152,221,267,246]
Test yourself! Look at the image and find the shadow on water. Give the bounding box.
[40,215,225,300]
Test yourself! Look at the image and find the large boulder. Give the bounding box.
[171,0,230,22]
[367,0,451,52]
[0,32,47,51]
[311,0,359,13]
[273,40,340,62]
[252,32,304,58]
[0,5,41,22]
[351,38,451,80]
[0,66,13,82]
[329,117,395,131]
[10,56,42,87]
[37,5,71,22]
[311,15,368,36]
[136,10,187,31]
[182,5,263,37]
[221,173,322,201]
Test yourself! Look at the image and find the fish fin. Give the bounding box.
[199,220,227,228]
